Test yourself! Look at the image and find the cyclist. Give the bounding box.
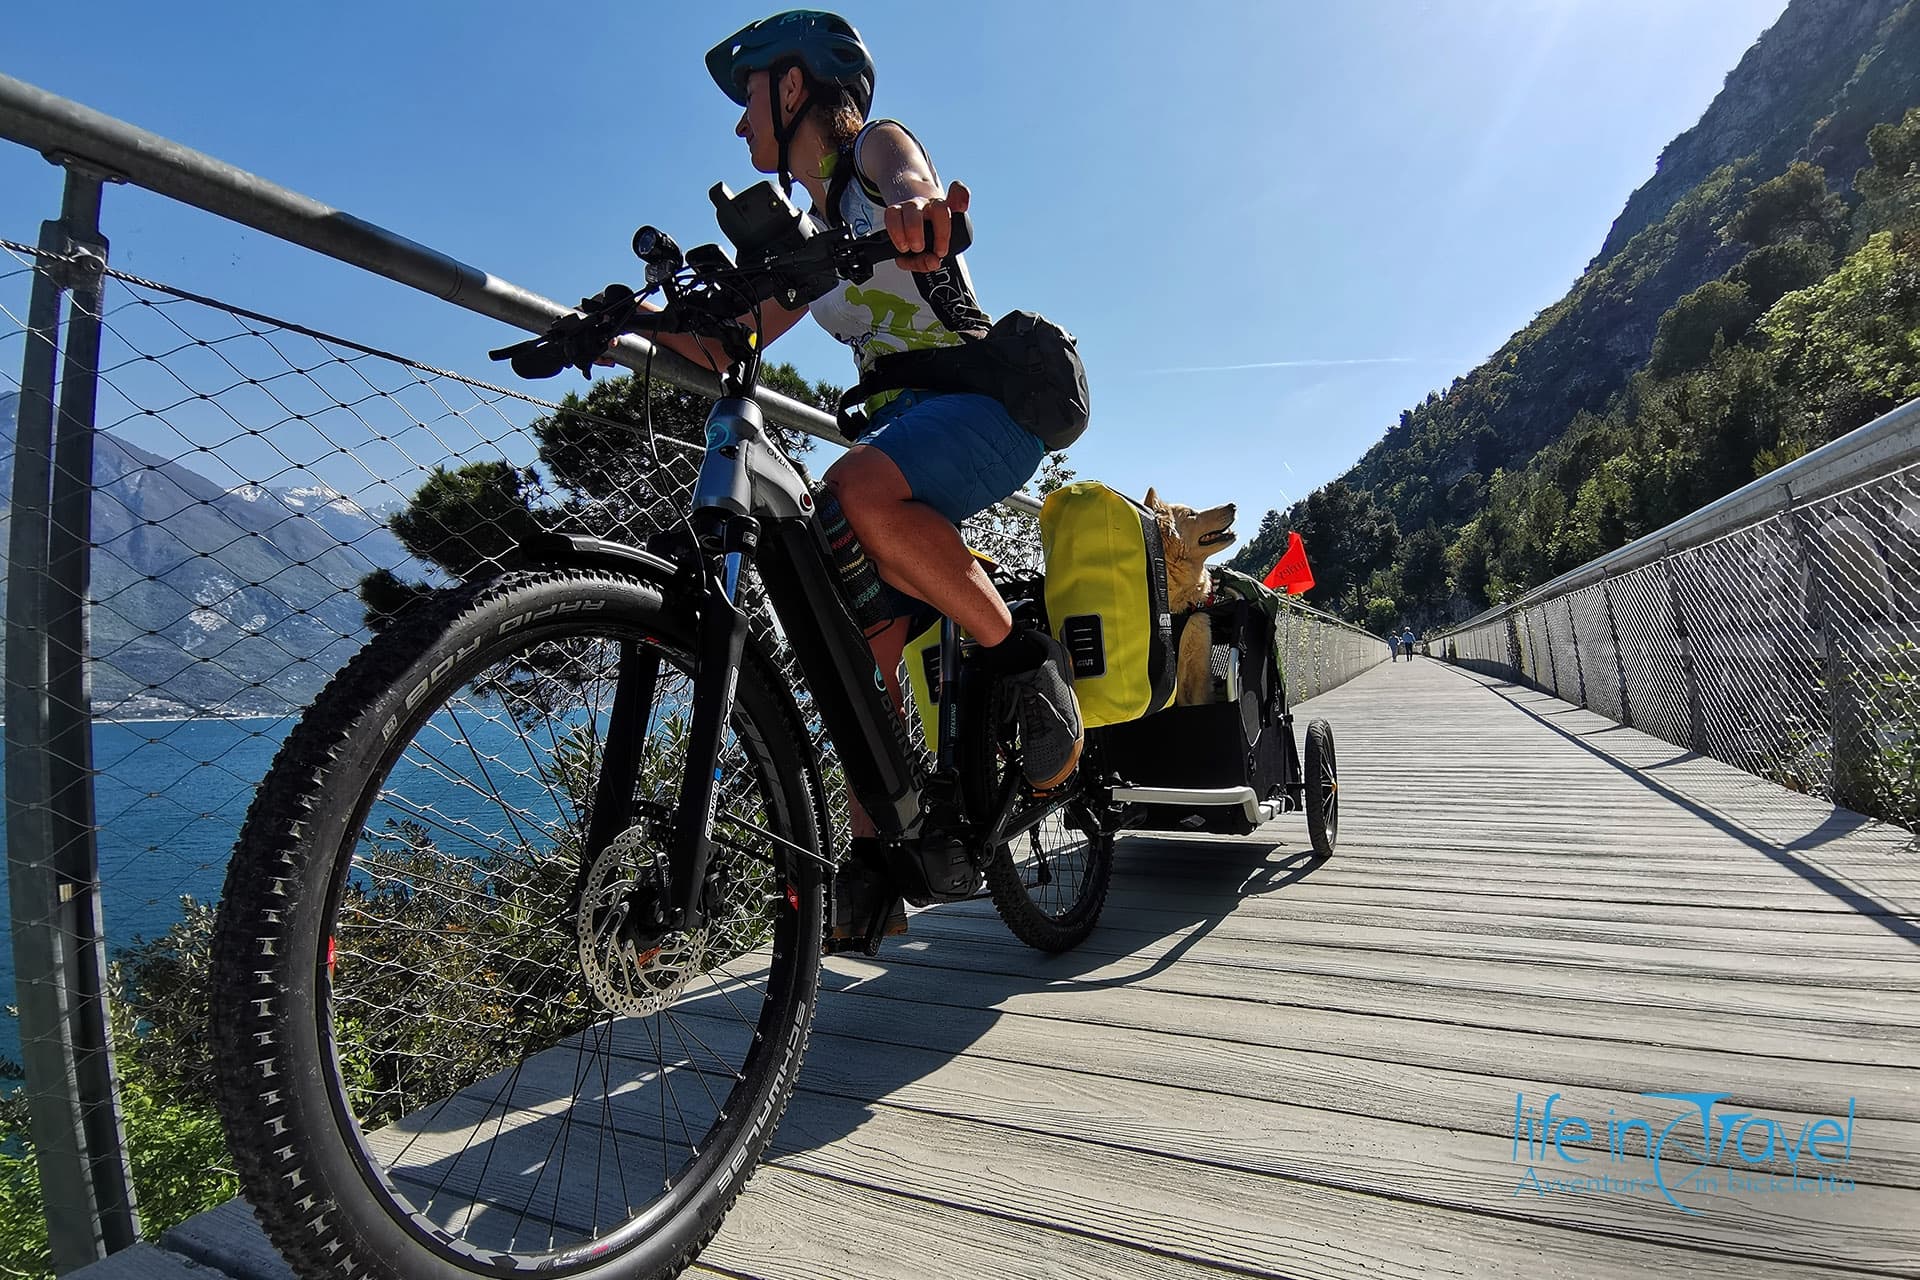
[638,11,1084,939]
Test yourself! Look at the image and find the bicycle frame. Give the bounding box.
[603,384,932,931]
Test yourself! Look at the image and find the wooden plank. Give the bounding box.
[65,1244,225,1280]
[1204,869,1920,915]
[162,1199,296,1280]
[899,909,1920,1026]
[746,997,1920,1187]
[1074,891,1920,956]
[1115,838,1920,892]
[936,898,1920,987]
[1189,836,1920,873]
[811,957,1920,1120]
[1093,879,1920,928]
[773,1017,1920,1272]
[847,929,1918,1066]
[759,1086,1879,1280]
[703,1163,1233,1280]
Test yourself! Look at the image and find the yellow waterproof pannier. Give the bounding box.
[1039,481,1176,727]
[901,617,946,751]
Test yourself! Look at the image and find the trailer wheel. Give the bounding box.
[1305,719,1338,857]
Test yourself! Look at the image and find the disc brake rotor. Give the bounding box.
[577,825,707,1017]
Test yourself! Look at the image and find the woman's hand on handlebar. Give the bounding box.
[598,293,811,372]
[884,179,970,272]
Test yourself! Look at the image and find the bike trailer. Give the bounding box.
[1039,481,1177,727]
[1092,594,1297,836]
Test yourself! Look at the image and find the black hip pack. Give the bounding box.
[837,310,1091,450]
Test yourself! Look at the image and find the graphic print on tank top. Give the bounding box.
[807,119,991,379]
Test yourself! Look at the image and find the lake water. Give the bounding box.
[0,717,295,1066]
[0,708,594,1068]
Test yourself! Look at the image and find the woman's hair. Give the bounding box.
[806,77,865,150]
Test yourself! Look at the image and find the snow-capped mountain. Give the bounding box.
[2,392,428,716]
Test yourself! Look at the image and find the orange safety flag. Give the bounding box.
[1262,531,1314,595]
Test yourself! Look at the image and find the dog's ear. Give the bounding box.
[1144,487,1159,510]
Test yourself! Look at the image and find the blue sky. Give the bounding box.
[1,0,1789,532]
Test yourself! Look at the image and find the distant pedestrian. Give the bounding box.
[1400,627,1417,660]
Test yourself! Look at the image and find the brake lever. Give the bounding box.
[488,285,648,379]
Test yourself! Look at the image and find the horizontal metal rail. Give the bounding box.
[0,70,1042,516]
[1433,395,1920,640]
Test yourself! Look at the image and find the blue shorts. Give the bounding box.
[861,390,1045,525]
[857,389,1045,623]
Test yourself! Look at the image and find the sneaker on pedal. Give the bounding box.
[830,840,908,942]
[998,631,1084,791]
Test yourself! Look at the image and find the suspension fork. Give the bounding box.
[582,638,664,863]
[664,517,758,931]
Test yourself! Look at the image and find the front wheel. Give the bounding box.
[211,569,826,1280]
[959,660,1114,952]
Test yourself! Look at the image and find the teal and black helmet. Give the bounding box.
[706,10,875,116]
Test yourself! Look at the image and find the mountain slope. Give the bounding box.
[1231,0,1920,622]
[1599,0,1909,262]
[2,391,420,715]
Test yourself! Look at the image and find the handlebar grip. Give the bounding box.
[510,343,571,380]
[856,209,974,266]
[946,210,973,257]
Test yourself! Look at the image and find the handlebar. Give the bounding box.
[489,185,973,382]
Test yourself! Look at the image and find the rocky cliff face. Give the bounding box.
[1597,0,1914,263]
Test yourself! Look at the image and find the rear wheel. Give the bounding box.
[959,660,1114,952]
[211,569,825,1280]
[1305,718,1338,857]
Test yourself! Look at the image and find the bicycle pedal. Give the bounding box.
[1027,769,1079,799]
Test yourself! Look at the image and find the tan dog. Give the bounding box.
[1144,488,1237,706]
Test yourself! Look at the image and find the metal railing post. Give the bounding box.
[1602,576,1633,728]
[1662,554,1708,754]
[1781,488,1859,804]
[4,162,139,1272]
[1566,597,1588,707]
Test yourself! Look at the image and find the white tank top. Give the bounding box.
[806,119,990,382]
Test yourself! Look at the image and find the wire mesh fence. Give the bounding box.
[0,107,1397,1265]
[0,240,969,1024]
[1436,455,1920,832]
[1,235,1383,1092]
[1273,599,1388,700]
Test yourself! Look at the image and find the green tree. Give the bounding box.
[1648,280,1757,377]
[1289,480,1401,617]
[389,461,542,580]
[1365,596,1400,634]
[2,927,242,1280]
[1034,452,1077,496]
[1727,162,1846,250]
[1226,507,1290,580]
[1761,230,1920,438]
[1731,240,1834,310]
[1398,524,1450,611]
[359,362,841,631]
[1854,107,1920,241]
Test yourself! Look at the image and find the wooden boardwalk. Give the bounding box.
[148,656,1920,1279]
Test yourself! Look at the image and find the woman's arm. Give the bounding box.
[857,121,971,272]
